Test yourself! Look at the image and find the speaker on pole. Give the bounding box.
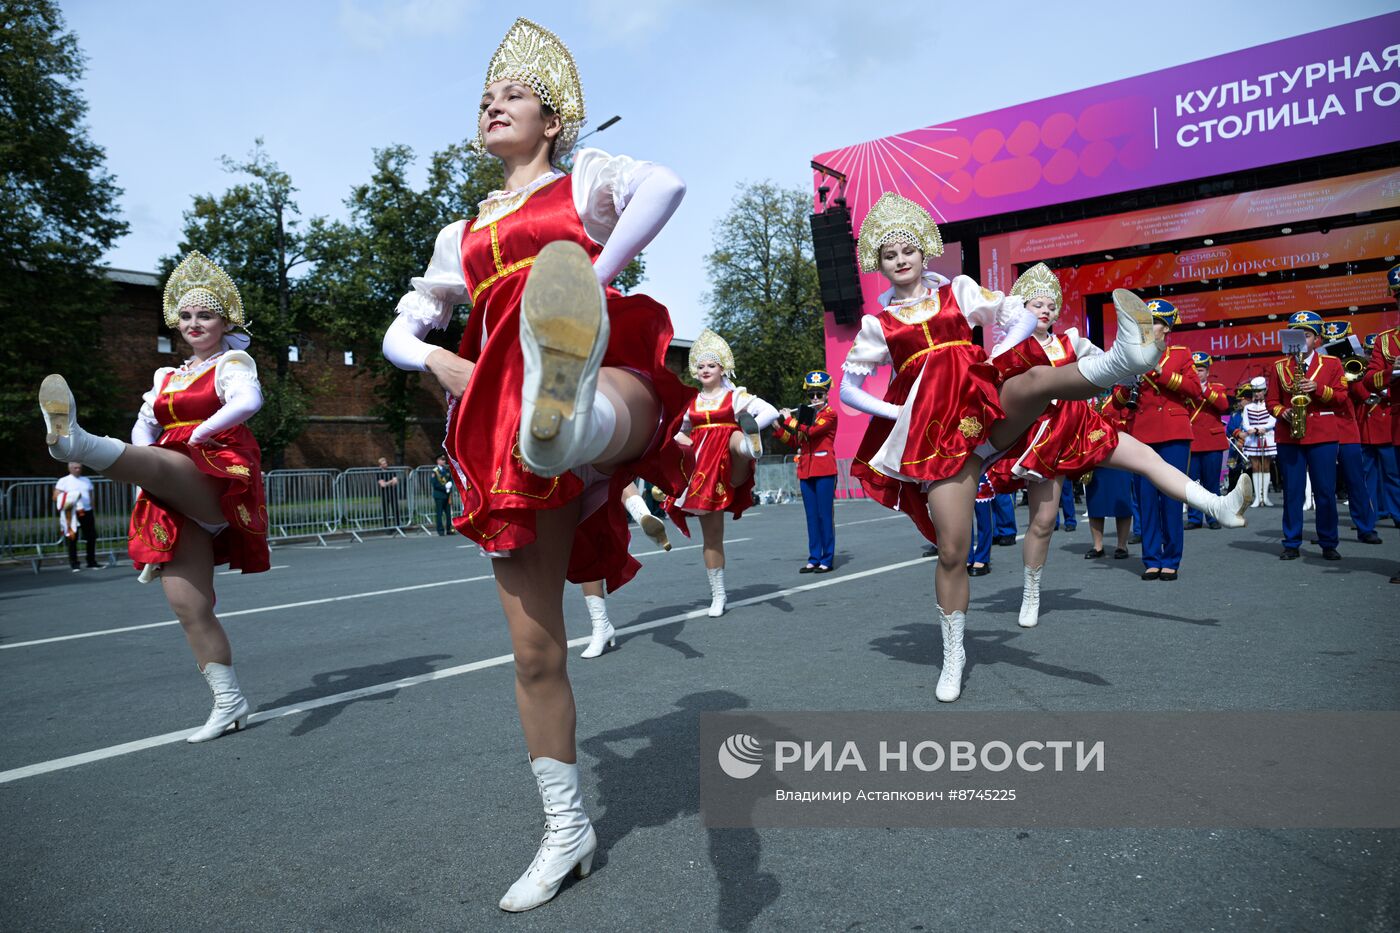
[810,201,864,326]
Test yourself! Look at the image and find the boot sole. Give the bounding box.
[639,513,672,551]
[40,374,73,446]
[522,242,604,443]
[1110,289,1159,348]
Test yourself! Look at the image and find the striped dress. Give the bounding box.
[1241,402,1277,457]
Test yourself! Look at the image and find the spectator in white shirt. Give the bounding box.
[53,462,101,571]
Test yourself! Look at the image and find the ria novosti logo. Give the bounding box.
[718,734,764,779]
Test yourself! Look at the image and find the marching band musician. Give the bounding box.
[1185,352,1230,530]
[1110,300,1201,581]
[774,370,839,574]
[1358,333,1400,529]
[1267,311,1346,561]
[1362,261,1400,582]
[1322,320,1382,545]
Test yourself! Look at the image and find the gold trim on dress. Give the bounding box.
[471,256,537,302]
[896,340,972,374]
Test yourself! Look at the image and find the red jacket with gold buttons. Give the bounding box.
[1111,345,1201,444]
[1363,327,1400,445]
[1265,352,1346,446]
[772,405,838,479]
[1189,380,1230,452]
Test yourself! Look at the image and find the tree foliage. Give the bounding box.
[163,141,310,467]
[704,182,824,412]
[0,0,127,452]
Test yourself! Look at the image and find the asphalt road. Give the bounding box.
[2,497,1397,932]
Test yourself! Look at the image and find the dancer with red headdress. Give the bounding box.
[39,250,267,743]
[380,18,693,911]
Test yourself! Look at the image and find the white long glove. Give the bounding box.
[592,164,685,287]
[382,312,437,372]
[189,382,263,446]
[839,370,901,421]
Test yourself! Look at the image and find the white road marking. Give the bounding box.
[835,515,903,528]
[0,553,933,784]
[218,564,287,576]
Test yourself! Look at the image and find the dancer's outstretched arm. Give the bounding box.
[575,151,685,286]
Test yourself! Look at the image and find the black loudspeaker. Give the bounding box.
[810,203,864,326]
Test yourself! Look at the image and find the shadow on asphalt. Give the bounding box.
[580,690,781,932]
[259,653,453,736]
[977,584,1219,628]
[869,622,1113,686]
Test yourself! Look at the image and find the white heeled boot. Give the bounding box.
[1249,472,1263,508]
[39,374,124,469]
[1259,472,1274,507]
[935,607,966,702]
[1076,290,1166,388]
[1018,566,1043,628]
[499,757,597,913]
[736,412,763,460]
[518,241,612,478]
[624,492,671,551]
[1184,474,1252,528]
[187,662,251,743]
[706,567,727,617]
[579,595,616,659]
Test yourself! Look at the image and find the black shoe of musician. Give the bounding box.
[1280,547,1300,560]
[967,563,990,576]
[1129,534,1143,545]
[1321,548,1341,561]
[1159,569,1179,581]
[799,564,817,573]
[1084,548,1104,559]
[1113,547,1130,559]
[813,565,832,574]
[1184,522,1202,530]
[994,535,1016,546]
[1140,569,1160,580]
[1358,532,1383,544]
[1206,519,1221,530]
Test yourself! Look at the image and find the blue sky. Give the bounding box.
[64,0,1393,339]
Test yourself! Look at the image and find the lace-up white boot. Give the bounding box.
[1076,290,1166,388]
[498,757,597,912]
[518,241,611,478]
[935,607,966,702]
[1185,473,1252,528]
[706,567,726,617]
[187,662,251,743]
[579,595,616,659]
[39,374,124,469]
[1018,566,1043,628]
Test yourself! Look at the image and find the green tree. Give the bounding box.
[704,181,823,415]
[164,140,310,468]
[0,0,127,458]
[305,144,452,462]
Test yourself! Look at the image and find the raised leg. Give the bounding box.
[105,445,228,527]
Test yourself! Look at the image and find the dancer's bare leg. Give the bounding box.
[161,524,231,667]
[103,447,227,527]
[494,499,583,763]
[926,461,980,612]
[581,580,604,598]
[727,431,754,485]
[594,368,661,470]
[1103,434,1193,502]
[1022,478,1061,569]
[699,510,725,570]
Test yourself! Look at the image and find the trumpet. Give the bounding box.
[1342,356,1366,380]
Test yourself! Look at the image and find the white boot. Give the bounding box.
[624,493,671,551]
[1260,472,1274,507]
[935,607,966,702]
[579,595,615,659]
[1184,474,1252,529]
[187,662,251,743]
[518,241,612,478]
[736,411,763,460]
[1076,290,1166,388]
[706,567,727,617]
[499,757,597,912]
[1249,472,1263,509]
[39,374,124,469]
[1018,566,1043,628]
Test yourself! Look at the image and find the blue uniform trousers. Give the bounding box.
[800,475,836,567]
[1277,442,1339,549]
[1338,443,1376,538]
[993,493,1017,537]
[1185,449,1223,525]
[1134,439,1190,570]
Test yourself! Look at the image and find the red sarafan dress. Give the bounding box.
[128,352,269,573]
[844,283,1006,543]
[401,152,691,592]
[988,330,1119,492]
[664,389,756,538]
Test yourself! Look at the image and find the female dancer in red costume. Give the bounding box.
[379,19,691,912]
[39,251,266,742]
[664,330,780,616]
[987,263,1252,629]
[838,194,1173,701]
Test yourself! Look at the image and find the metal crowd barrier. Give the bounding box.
[263,469,340,544]
[333,466,411,541]
[834,457,867,499]
[753,456,799,505]
[1,477,136,570]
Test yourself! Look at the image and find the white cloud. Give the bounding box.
[337,0,475,50]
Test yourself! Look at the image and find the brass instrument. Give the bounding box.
[1343,356,1366,379]
[1288,347,1309,441]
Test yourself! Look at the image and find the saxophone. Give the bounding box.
[1288,348,1309,441]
